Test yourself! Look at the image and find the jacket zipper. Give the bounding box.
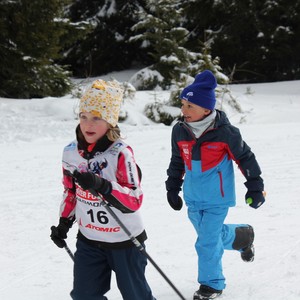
[218,171,225,197]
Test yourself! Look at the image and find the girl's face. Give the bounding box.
[181,99,211,122]
[79,112,109,144]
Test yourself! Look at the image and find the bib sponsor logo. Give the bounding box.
[64,142,76,151]
[109,142,123,155]
[89,159,108,175]
[77,197,104,207]
[127,161,135,184]
[85,223,120,232]
[76,186,98,201]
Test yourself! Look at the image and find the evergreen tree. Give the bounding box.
[185,0,300,82]
[254,0,300,81]
[0,0,77,98]
[184,0,261,82]
[130,0,191,89]
[211,0,274,82]
[132,0,229,124]
[129,0,228,90]
[63,0,147,77]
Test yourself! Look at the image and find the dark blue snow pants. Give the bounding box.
[70,239,156,300]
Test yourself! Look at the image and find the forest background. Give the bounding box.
[1,0,299,101]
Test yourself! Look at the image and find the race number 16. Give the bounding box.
[87,209,109,224]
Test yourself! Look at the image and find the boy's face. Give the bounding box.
[181,99,211,122]
[79,112,109,144]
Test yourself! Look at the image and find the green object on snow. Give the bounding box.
[246,197,253,205]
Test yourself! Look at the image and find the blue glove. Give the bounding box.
[244,177,265,209]
[167,190,183,211]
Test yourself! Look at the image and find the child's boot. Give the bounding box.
[241,243,255,262]
[233,225,255,262]
[193,285,222,300]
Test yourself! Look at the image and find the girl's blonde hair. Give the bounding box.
[106,124,121,142]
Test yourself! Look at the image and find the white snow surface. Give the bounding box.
[1,70,300,300]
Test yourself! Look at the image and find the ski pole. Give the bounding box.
[64,242,74,261]
[100,198,186,300]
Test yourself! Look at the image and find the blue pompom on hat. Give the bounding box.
[180,70,217,110]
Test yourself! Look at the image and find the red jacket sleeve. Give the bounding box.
[59,167,76,218]
[104,146,143,212]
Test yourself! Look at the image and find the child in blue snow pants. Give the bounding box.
[165,70,266,299]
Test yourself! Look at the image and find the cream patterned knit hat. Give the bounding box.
[79,79,124,127]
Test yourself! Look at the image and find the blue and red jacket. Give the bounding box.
[166,110,262,209]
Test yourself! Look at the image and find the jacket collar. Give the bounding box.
[76,125,113,158]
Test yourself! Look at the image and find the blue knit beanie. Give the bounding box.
[180,70,217,110]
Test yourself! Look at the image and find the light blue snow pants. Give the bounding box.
[188,206,248,291]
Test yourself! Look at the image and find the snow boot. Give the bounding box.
[232,225,255,262]
[193,285,222,300]
[241,243,255,262]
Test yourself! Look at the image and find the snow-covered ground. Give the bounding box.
[1,71,300,300]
